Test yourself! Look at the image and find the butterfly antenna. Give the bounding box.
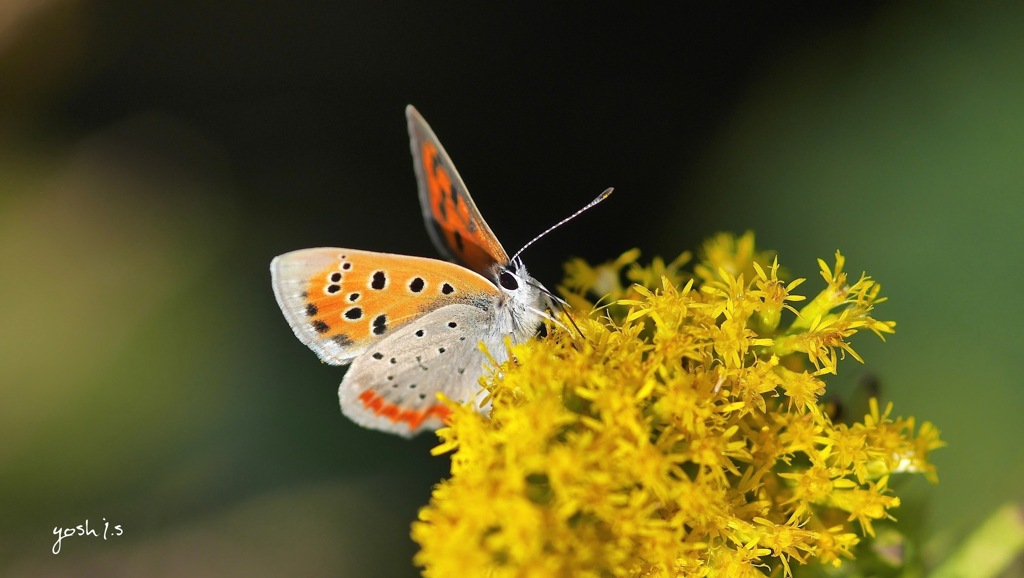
[509,187,614,264]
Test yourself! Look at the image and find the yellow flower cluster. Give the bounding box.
[412,232,942,577]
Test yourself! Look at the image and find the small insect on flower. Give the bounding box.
[271,106,611,437]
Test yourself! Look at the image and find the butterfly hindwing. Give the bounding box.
[339,303,494,437]
[271,248,500,364]
[406,105,510,275]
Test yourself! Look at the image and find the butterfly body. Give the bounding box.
[271,106,550,437]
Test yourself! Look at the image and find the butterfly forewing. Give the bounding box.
[339,303,496,437]
[271,248,499,364]
[406,105,510,275]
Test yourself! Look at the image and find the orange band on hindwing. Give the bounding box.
[357,389,452,432]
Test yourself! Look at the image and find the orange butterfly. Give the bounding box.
[272,106,563,437]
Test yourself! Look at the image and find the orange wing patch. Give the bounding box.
[420,140,508,273]
[357,388,451,432]
[407,106,510,275]
[301,250,496,347]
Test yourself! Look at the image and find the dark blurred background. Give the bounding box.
[2,1,1022,576]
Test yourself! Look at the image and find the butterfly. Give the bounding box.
[271,105,562,437]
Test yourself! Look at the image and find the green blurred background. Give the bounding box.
[2,1,1021,576]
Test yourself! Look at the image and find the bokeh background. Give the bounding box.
[2,1,1022,576]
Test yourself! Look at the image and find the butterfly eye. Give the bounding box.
[499,270,519,291]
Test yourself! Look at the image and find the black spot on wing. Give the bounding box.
[329,272,342,282]
[331,334,352,346]
[306,303,318,317]
[371,271,387,290]
[312,320,330,333]
[453,231,464,254]
[372,314,388,335]
[409,277,425,293]
[344,307,363,320]
[442,283,455,295]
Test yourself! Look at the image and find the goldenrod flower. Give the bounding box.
[412,233,942,577]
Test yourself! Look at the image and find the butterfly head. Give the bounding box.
[489,258,551,341]
[496,258,526,292]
